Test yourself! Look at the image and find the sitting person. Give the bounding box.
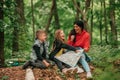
[49,29,80,73]
[67,20,92,78]
[22,29,50,69]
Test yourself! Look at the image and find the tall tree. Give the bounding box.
[45,0,60,32]
[0,0,4,67]
[99,0,103,45]
[90,0,93,44]
[31,0,35,41]
[12,0,25,55]
[75,2,80,20]
[109,0,118,48]
[45,0,54,32]
[104,0,109,44]
[53,0,60,29]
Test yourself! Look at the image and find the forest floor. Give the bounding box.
[0,65,94,80]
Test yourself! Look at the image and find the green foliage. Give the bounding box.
[1,0,120,79]
[89,45,120,80]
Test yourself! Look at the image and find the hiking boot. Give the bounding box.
[22,61,32,69]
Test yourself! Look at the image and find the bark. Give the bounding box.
[75,2,80,20]
[85,0,91,13]
[12,0,25,55]
[31,0,35,41]
[45,0,54,32]
[15,0,25,25]
[0,0,4,67]
[109,0,118,48]
[104,0,109,44]
[100,1,103,45]
[90,0,93,44]
[12,26,19,55]
[99,19,102,45]
[53,0,60,29]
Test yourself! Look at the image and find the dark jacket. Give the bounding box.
[31,39,49,61]
[49,39,77,60]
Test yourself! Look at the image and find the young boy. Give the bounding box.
[22,30,50,69]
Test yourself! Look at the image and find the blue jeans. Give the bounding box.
[77,47,91,72]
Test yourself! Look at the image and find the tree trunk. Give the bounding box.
[109,0,118,48]
[12,0,25,56]
[100,0,103,45]
[75,2,80,20]
[0,0,5,67]
[15,0,25,25]
[31,0,35,41]
[45,0,54,32]
[12,26,19,56]
[104,0,109,44]
[90,0,93,44]
[53,0,60,29]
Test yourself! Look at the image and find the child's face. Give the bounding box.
[59,30,65,40]
[38,33,47,42]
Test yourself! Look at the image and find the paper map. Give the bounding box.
[55,50,83,67]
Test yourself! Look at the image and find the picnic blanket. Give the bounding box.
[55,50,83,67]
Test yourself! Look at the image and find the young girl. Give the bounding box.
[49,29,79,73]
[22,30,50,69]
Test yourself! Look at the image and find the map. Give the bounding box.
[55,50,83,67]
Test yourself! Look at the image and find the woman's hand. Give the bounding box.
[70,35,75,42]
[43,60,50,67]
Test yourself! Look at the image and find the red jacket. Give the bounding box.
[67,30,90,52]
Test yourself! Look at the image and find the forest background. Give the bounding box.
[0,0,120,80]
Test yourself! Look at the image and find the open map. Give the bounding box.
[55,50,83,67]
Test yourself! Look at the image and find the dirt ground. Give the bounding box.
[0,66,93,80]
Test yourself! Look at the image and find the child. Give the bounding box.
[22,30,50,69]
[49,29,79,73]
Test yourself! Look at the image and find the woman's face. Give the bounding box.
[74,24,82,33]
[59,30,65,40]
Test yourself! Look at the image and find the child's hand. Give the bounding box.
[75,50,80,53]
[43,60,50,67]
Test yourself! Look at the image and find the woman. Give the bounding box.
[68,20,92,78]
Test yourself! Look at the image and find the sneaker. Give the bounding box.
[22,61,32,69]
[76,67,84,73]
[63,67,77,74]
[74,65,84,73]
[62,68,68,73]
[87,72,92,79]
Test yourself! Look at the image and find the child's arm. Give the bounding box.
[33,45,44,61]
[33,45,50,67]
[61,43,77,51]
